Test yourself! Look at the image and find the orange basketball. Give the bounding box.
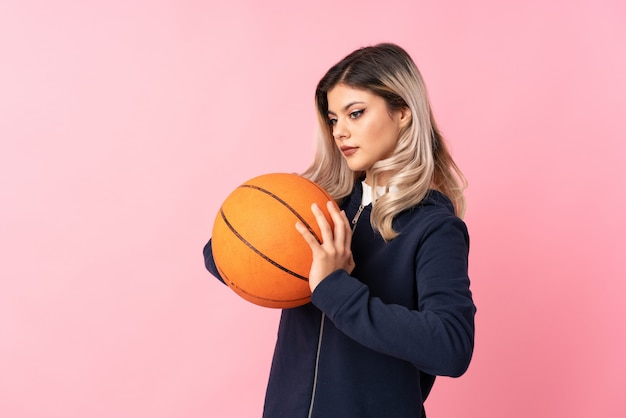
[212,173,337,309]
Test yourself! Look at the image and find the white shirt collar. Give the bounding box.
[361,181,398,206]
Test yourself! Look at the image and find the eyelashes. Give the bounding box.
[349,109,364,119]
[327,109,365,126]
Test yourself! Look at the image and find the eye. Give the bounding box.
[349,109,364,119]
[327,117,337,126]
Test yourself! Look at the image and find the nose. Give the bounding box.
[332,119,349,141]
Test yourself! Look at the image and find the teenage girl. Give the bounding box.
[204,42,476,418]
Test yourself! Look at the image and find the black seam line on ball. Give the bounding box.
[220,209,309,282]
[216,263,309,303]
[240,184,323,244]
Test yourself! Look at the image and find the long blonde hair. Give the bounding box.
[302,43,467,240]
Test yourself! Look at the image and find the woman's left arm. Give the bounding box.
[300,205,476,377]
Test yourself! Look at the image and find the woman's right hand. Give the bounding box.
[295,201,355,292]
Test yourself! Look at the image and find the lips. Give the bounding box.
[340,145,358,156]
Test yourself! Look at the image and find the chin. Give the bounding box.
[345,161,367,172]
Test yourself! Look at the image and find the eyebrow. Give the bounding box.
[327,101,366,115]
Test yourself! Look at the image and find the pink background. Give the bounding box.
[1,1,625,417]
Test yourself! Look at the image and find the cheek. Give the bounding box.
[371,120,397,143]
[331,136,342,152]
[380,126,401,155]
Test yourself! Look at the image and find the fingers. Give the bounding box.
[327,201,352,250]
[295,202,350,256]
[295,221,320,249]
[310,201,352,248]
[295,201,338,251]
[311,202,334,244]
[296,203,333,250]
[296,201,355,290]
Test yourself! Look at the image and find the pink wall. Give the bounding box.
[1,0,625,417]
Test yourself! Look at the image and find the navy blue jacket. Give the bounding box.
[203,183,476,417]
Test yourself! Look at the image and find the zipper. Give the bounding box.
[351,204,365,232]
[308,204,365,417]
[308,313,325,418]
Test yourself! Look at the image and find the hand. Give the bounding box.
[295,201,355,292]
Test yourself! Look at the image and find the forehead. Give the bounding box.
[327,84,378,110]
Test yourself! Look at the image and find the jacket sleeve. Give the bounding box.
[310,216,476,377]
[203,239,226,284]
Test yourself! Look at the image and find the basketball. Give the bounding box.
[211,173,337,309]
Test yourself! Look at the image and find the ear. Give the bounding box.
[398,107,412,129]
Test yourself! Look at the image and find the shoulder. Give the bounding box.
[395,190,469,243]
[398,190,463,225]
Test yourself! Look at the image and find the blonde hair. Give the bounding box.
[302,43,467,240]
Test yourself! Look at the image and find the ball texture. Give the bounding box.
[212,173,336,308]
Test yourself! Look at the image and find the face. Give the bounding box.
[326,84,411,184]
